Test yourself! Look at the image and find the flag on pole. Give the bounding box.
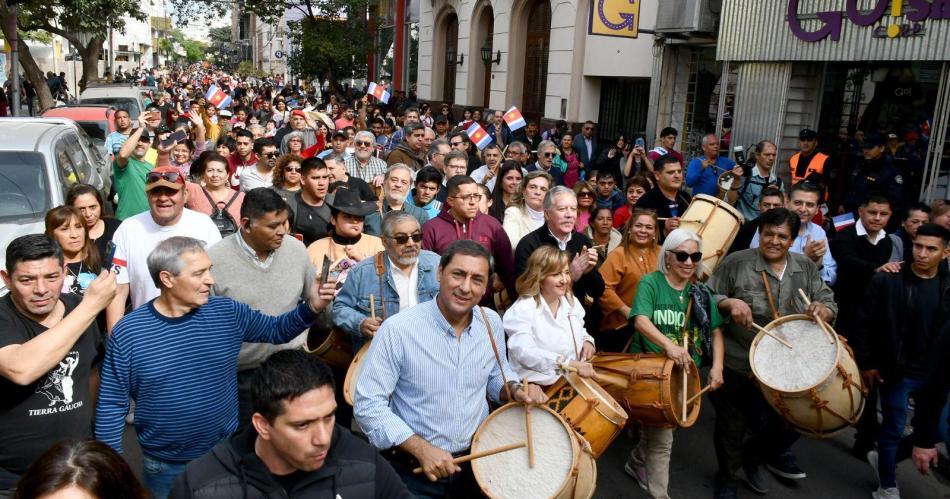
[204,85,232,109]
[832,213,855,232]
[368,82,391,104]
[466,122,492,150]
[503,106,527,131]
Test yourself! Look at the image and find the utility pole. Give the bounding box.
[5,0,21,116]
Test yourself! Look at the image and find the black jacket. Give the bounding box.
[912,323,950,448]
[514,225,605,305]
[169,426,410,499]
[829,224,895,333]
[851,265,950,379]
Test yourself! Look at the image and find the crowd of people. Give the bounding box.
[1,65,949,499]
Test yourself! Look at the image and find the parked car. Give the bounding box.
[78,83,150,119]
[0,118,113,295]
[41,105,117,158]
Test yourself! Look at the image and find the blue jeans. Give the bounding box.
[142,454,188,499]
[877,376,950,488]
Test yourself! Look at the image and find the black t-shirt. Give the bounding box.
[92,217,122,261]
[904,273,940,377]
[272,469,310,494]
[0,294,103,487]
[293,199,331,246]
[634,187,692,241]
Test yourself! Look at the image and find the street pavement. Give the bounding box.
[120,396,949,498]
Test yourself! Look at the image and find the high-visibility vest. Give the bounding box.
[790,152,829,184]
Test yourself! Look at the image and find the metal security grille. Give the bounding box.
[597,77,650,151]
[522,0,551,118]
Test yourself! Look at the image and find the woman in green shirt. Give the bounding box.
[625,228,725,498]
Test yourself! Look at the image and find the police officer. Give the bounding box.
[841,132,905,224]
[789,129,828,186]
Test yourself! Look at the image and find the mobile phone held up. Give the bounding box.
[160,130,188,148]
[635,137,645,149]
[104,241,117,271]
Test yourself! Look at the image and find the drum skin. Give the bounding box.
[591,353,702,428]
[545,372,628,458]
[304,326,354,370]
[471,403,595,499]
[750,315,866,438]
[679,194,744,281]
[343,341,372,405]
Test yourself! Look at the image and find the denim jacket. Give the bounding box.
[332,249,442,349]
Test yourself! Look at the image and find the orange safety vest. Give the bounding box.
[789,152,828,184]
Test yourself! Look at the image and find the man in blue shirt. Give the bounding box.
[354,240,545,497]
[686,134,740,197]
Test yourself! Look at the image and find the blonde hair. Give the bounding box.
[515,246,574,305]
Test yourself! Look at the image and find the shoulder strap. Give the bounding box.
[479,307,512,400]
[201,188,222,216]
[374,251,387,321]
[222,191,240,210]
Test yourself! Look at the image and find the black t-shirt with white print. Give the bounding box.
[0,294,103,488]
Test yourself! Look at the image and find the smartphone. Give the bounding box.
[319,255,331,284]
[635,137,645,149]
[103,241,117,271]
[160,130,187,148]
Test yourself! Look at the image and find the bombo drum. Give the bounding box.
[304,325,353,370]
[471,404,595,499]
[545,372,627,458]
[343,341,371,405]
[679,194,744,280]
[750,315,866,438]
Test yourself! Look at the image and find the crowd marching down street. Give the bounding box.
[2,63,950,499]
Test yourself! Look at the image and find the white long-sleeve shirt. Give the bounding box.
[503,295,595,385]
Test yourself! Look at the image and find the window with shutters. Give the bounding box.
[522,0,551,118]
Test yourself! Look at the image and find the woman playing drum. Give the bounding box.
[503,246,596,387]
[627,228,725,498]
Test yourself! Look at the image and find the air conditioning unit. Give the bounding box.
[655,0,720,34]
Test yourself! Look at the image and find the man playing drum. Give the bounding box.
[626,228,725,498]
[353,240,546,498]
[706,208,837,498]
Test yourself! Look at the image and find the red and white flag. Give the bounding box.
[503,106,527,131]
[368,82,391,104]
[204,85,232,109]
[466,122,492,150]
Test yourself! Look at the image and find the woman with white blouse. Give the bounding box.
[503,170,553,252]
[503,245,596,386]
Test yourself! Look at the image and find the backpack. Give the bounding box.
[202,188,239,236]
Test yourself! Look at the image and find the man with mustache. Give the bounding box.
[170,350,410,498]
[364,165,430,237]
[334,211,441,349]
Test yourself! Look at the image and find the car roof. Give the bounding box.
[0,118,78,151]
[79,86,146,98]
[41,106,114,121]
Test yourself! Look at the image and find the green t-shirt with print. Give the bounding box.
[628,271,723,366]
[113,156,154,220]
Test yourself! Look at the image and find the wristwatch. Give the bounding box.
[507,381,524,395]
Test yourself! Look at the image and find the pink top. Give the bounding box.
[576,211,591,233]
[185,183,244,223]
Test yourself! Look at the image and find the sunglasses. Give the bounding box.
[543,152,555,158]
[355,141,374,147]
[577,192,594,198]
[387,233,423,244]
[146,172,184,184]
[264,152,280,158]
[671,251,703,263]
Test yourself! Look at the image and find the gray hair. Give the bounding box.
[507,141,526,154]
[428,138,449,157]
[381,210,421,238]
[658,228,704,278]
[537,140,557,154]
[444,150,469,168]
[147,236,207,288]
[543,185,575,211]
[355,130,375,144]
[385,163,414,180]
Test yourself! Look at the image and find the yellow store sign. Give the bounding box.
[589,0,641,38]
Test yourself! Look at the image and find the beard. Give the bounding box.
[394,250,419,267]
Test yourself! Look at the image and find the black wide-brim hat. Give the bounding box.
[327,188,377,217]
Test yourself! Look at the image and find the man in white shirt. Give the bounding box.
[470,144,515,192]
[332,211,441,350]
[240,139,278,191]
[106,166,221,331]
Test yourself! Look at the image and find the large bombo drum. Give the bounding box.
[471,404,595,499]
[679,194,744,280]
[750,315,866,438]
[545,372,628,458]
[591,353,702,428]
[304,324,354,370]
[343,341,372,405]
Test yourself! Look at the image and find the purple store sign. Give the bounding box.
[787,0,950,42]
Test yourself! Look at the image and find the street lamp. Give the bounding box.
[480,41,500,66]
[446,47,463,66]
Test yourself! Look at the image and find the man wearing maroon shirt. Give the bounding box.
[227,129,258,190]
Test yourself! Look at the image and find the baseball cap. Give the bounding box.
[145,166,186,192]
[887,133,898,140]
[798,129,818,140]
[863,132,886,148]
[331,130,348,140]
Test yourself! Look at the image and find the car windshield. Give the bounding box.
[77,120,108,146]
[80,98,139,119]
[0,152,50,223]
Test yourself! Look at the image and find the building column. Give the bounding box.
[394,0,406,91]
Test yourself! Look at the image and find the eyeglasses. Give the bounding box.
[577,192,594,198]
[671,251,703,263]
[355,141,374,147]
[146,172,184,184]
[542,152,555,158]
[583,127,593,131]
[264,152,280,158]
[453,193,484,202]
[386,233,423,244]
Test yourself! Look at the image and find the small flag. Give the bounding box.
[832,213,855,231]
[466,122,492,150]
[368,82,391,104]
[503,106,527,131]
[204,85,232,109]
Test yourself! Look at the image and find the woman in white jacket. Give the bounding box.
[503,170,553,252]
[503,245,596,386]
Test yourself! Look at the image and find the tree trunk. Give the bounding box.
[0,4,54,112]
[77,36,105,92]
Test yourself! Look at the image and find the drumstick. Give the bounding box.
[686,384,713,405]
[559,363,611,385]
[369,294,376,321]
[750,322,794,349]
[797,288,835,344]
[411,442,527,474]
[524,400,534,468]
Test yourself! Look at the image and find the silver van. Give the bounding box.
[78,84,152,119]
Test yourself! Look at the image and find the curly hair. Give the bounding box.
[272,154,304,189]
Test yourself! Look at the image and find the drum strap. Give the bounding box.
[374,251,388,321]
[479,307,513,401]
[760,271,780,320]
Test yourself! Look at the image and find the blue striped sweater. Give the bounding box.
[95,297,316,461]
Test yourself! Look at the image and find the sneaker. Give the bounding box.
[871,487,900,499]
[742,461,769,494]
[714,479,739,499]
[623,457,648,490]
[867,449,880,484]
[766,453,807,480]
